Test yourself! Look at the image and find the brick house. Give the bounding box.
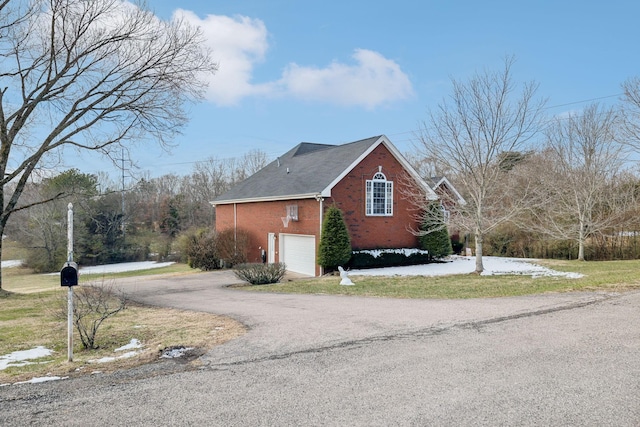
[211,135,438,276]
[427,176,466,222]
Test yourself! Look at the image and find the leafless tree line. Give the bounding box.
[123,149,268,235]
[3,149,268,271]
[0,0,216,289]
[412,56,640,272]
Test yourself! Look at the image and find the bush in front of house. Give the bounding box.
[347,248,431,269]
[418,202,453,259]
[216,228,250,266]
[317,205,352,272]
[181,228,220,271]
[234,262,287,285]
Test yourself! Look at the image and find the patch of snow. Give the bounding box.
[160,346,194,359]
[349,256,583,278]
[113,351,138,359]
[354,248,428,258]
[15,376,68,384]
[87,353,124,363]
[88,339,143,364]
[0,346,54,371]
[79,261,175,274]
[1,260,22,268]
[114,339,143,352]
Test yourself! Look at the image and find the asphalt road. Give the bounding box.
[1,271,639,426]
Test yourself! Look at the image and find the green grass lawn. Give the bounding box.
[239,259,640,299]
[1,262,198,294]
[0,262,244,384]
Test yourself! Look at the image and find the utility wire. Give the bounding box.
[125,92,630,171]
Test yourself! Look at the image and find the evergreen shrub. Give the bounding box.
[317,206,352,271]
[347,249,431,269]
[418,202,453,259]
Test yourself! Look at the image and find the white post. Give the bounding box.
[316,195,324,277]
[67,203,74,362]
[67,203,73,262]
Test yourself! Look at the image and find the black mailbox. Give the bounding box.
[60,262,79,287]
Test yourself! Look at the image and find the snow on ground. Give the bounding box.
[78,261,174,274]
[161,346,194,359]
[89,339,144,364]
[1,260,22,268]
[114,339,143,352]
[349,255,583,278]
[0,346,54,371]
[0,256,582,386]
[23,255,578,279]
[2,259,175,273]
[14,375,68,385]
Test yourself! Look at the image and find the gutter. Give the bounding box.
[315,194,324,276]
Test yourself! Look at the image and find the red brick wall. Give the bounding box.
[215,198,321,270]
[214,142,423,275]
[329,143,420,250]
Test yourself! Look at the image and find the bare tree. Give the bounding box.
[0,0,216,288]
[415,56,545,273]
[621,76,640,147]
[527,103,632,260]
[52,279,127,349]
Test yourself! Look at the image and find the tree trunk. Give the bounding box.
[578,220,585,261]
[578,240,585,261]
[0,229,3,290]
[475,233,484,274]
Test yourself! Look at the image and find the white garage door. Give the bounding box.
[280,234,316,276]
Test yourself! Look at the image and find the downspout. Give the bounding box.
[234,203,237,254]
[316,194,324,276]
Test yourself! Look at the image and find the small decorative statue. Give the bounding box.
[338,266,354,286]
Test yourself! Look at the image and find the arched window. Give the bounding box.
[365,171,393,216]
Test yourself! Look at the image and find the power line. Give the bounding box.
[116,92,630,174]
[544,93,624,110]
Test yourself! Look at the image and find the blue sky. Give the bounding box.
[81,0,640,179]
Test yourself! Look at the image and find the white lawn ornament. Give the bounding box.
[338,266,354,286]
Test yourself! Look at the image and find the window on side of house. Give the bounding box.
[441,203,451,223]
[365,172,393,216]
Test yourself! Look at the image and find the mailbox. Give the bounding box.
[60,262,79,287]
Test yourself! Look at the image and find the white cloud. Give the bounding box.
[174,10,270,106]
[278,49,414,109]
[174,11,413,109]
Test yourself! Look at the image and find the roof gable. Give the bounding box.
[212,135,436,204]
[430,176,466,205]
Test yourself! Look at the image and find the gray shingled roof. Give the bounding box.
[213,136,383,204]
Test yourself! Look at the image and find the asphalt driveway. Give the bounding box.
[114,270,613,365]
[1,271,639,426]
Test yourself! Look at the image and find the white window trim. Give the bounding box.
[441,203,451,224]
[366,172,393,216]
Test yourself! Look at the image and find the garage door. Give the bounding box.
[280,234,316,276]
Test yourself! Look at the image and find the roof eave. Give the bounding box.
[319,135,438,200]
[211,192,321,206]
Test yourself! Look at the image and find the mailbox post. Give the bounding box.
[61,262,78,287]
[61,203,77,362]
